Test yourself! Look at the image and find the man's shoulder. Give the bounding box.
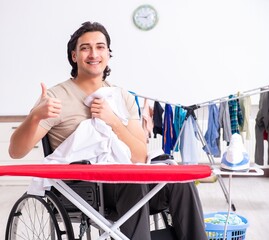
[47,79,74,97]
[104,81,133,96]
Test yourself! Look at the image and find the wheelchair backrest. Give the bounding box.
[41,134,53,157]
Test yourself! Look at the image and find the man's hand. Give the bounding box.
[90,98,117,126]
[31,83,62,120]
[90,97,147,163]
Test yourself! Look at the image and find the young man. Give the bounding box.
[9,21,207,240]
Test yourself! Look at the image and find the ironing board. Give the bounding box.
[0,164,211,240]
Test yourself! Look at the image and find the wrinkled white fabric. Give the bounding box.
[84,87,129,126]
[45,87,131,164]
[44,118,131,164]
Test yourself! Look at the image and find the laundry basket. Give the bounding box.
[204,212,249,240]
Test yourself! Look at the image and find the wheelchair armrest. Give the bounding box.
[148,151,177,165]
[151,153,174,161]
[69,160,91,165]
[151,159,178,165]
[151,154,177,165]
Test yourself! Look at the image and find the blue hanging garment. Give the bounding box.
[162,104,176,154]
[173,106,187,152]
[203,104,221,157]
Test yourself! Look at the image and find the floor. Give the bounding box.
[199,176,269,240]
[0,177,268,239]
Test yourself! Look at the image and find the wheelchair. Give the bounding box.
[5,135,176,240]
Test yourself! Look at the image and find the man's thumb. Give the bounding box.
[41,82,47,98]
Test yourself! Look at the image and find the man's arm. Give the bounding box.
[112,118,148,163]
[9,116,48,158]
[9,83,62,159]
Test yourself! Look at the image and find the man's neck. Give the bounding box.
[73,76,104,95]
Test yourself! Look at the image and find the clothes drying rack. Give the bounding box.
[134,84,269,211]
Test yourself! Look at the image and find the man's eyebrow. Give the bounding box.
[96,42,107,46]
[79,42,107,48]
[79,43,90,48]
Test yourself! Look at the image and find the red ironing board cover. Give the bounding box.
[0,164,211,183]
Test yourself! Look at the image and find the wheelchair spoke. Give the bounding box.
[6,193,73,240]
[12,198,53,239]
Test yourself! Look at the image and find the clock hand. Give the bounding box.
[138,14,151,19]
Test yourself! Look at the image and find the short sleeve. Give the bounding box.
[121,89,140,120]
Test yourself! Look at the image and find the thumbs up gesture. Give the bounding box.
[31,83,62,120]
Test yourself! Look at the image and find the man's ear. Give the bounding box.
[108,49,112,58]
[71,51,77,63]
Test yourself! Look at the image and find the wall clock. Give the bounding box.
[133,5,158,31]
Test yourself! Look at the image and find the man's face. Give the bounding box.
[72,31,110,79]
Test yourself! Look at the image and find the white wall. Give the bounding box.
[0,0,269,115]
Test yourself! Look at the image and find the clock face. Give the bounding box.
[133,5,158,31]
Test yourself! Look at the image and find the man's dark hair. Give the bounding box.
[67,21,112,80]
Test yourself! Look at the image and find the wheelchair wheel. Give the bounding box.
[5,191,74,240]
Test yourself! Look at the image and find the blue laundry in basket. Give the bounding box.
[206,213,244,225]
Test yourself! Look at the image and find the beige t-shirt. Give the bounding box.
[39,79,139,151]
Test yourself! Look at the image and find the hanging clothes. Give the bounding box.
[142,99,153,142]
[153,101,164,138]
[162,104,176,154]
[228,95,244,134]
[264,130,268,141]
[173,106,187,152]
[239,95,252,140]
[219,100,232,143]
[179,115,200,164]
[173,106,187,138]
[255,90,269,165]
[203,104,221,157]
